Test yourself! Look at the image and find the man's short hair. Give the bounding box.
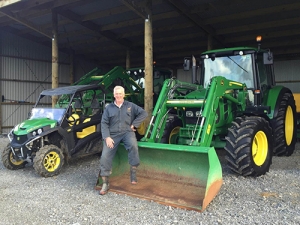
[114,86,125,94]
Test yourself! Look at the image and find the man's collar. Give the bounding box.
[114,100,125,108]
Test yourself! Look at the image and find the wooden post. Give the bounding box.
[144,14,153,123]
[126,49,130,69]
[52,11,59,106]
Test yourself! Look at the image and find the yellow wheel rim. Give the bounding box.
[43,151,61,172]
[169,126,180,144]
[252,131,268,166]
[285,105,294,146]
[9,152,24,166]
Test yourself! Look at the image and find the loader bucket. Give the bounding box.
[95,142,223,212]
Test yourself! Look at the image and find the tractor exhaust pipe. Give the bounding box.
[192,55,197,84]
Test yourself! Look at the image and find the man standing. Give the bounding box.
[99,86,148,195]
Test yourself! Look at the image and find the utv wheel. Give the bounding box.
[271,92,297,156]
[1,144,26,170]
[33,145,64,177]
[161,115,183,144]
[224,116,273,177]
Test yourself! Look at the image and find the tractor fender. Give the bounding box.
[263,86,293,119]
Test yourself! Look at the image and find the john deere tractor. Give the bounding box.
[96,37,297,211]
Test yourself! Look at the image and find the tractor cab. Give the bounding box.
[200,36,275,107]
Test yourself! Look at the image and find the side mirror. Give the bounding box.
[263,52,273,64]
[183,57,190,71]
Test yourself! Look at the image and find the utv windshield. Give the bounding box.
[203,54,254,88]
[30,108,66,123]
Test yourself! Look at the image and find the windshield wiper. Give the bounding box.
[227,56,248,73]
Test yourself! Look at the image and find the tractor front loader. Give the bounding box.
[96,76,249,211]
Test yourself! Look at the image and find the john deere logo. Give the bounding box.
[17,137,20,141]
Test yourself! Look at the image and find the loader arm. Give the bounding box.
[86,66,144,104]
[142,78,201,142]
[194,77,248,146]
[143,76,248,146]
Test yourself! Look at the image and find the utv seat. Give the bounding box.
[73,99,84,114]
[90,98,101,116]
[76,99,101,139]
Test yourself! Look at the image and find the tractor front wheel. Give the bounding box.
[33,145,64,177]
[1,144,26,170]
[225,116,273,177]
[161,115,183,144]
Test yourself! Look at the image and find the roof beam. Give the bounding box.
[0,0,22,8]
[0,0,85,39]
[101,10,178,31]
[82,5,129,21]
[1,25,51,45]
[120,0,149,19]
[217,17,300,35]
[0,7,52,38]
[56,8,134,49]
[165,0,225,46]
[203,2,300,25]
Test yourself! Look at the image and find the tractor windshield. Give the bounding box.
[203,54,254,88]
[30,108,66,122]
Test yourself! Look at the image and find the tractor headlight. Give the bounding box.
[195,111,201,117]
[186,111,193,117]
[32,128,42,136]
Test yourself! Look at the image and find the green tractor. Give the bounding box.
[96,37,297,211]
[1,66,172,177]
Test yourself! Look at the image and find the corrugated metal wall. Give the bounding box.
[0,31,71,134]
[0,31,101,134]
[274,60,300,94]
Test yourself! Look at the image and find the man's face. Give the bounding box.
[114,89,125,102]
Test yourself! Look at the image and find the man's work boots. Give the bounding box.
[99,176,109,195]
[130,166,137,185]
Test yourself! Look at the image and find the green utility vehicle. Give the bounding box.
[1,66,172,177]
[96,37,297,211]
[2,85,105,177]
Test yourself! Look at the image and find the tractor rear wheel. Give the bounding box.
[271,92,297,156]
[225,116,273,176]
[33,145,64,177]
[1,144,26,170]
